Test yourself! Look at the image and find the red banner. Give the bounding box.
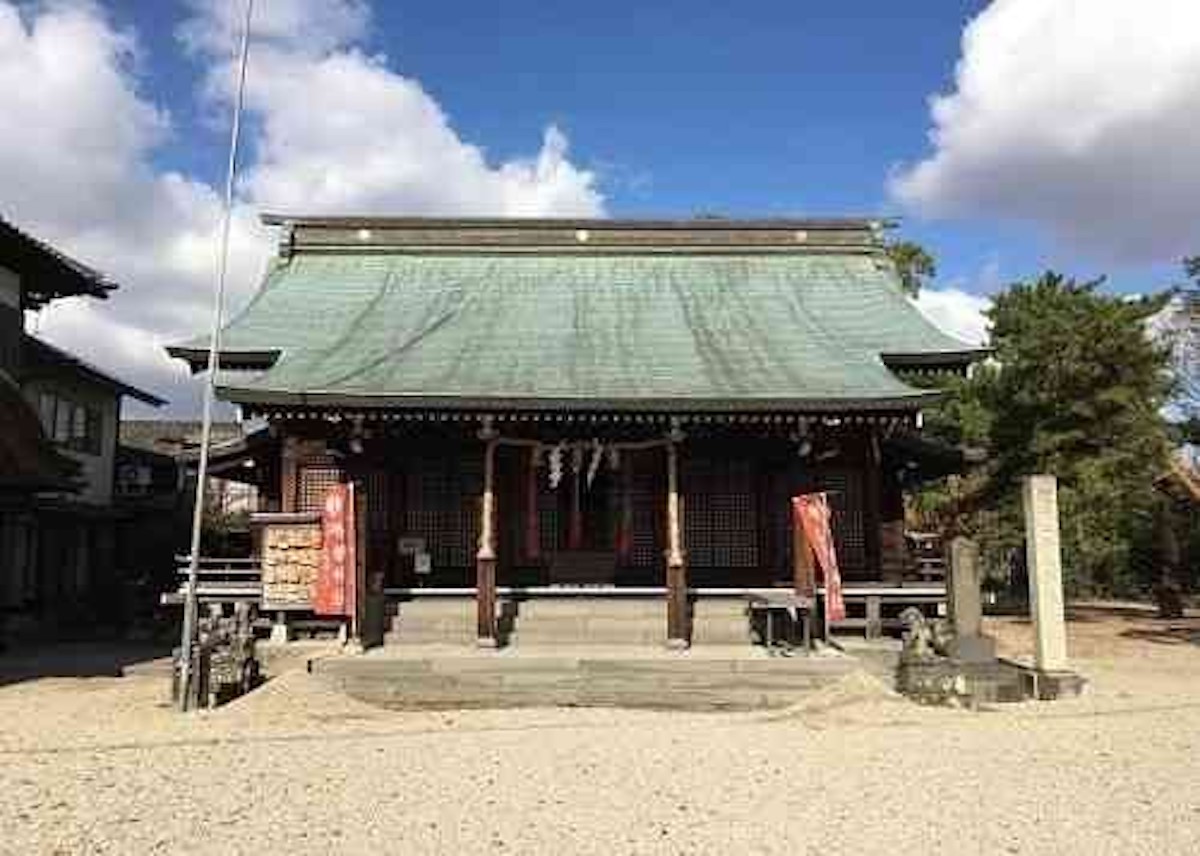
[792,493,845,621]
[314,483,357,617]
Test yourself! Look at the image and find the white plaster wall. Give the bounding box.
[23,377,119,506]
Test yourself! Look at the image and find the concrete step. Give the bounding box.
[511,597,665,646]
[387,598,477,645]
[314,652,856,711]
[385,597,761,647]
[514,598,666,618]
[690,599,754,645]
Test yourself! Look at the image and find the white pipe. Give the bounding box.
[179,0,254,712]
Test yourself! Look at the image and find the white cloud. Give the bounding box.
[913,287,991,347]
[1,0,603,416]
[890,0,1200,264]
[179,0,370,58]
[199,4,601,217]
[0,0,244,415]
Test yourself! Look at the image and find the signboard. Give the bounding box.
[792,492,846,621]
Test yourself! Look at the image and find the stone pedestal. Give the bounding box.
[269,612,290,644]
[898,657,1026,705]
[947,536,995,663]
[1023,475,1069,672]
[1020,668,1087,700]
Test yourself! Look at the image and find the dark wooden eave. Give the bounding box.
[24,336,165,407]
[1,217,116,308]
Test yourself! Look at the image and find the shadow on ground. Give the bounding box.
[1119,625,1200,647]
[0,642,172,688]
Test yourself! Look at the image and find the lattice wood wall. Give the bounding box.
[402,455,481,569]
[629,451,663,568]
[814,468,867,577]
[683,456,759,569]
[296,455,344,513]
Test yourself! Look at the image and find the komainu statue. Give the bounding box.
[898,606,953,661]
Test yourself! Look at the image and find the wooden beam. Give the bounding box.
[279,436,299,513]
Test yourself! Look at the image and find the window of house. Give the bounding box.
[37,392,104,455]
[53,398,71,444]
[38,392,56,434]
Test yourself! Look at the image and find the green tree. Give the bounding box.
[1184,255,1200,284]
[981,273,1173,594]
[886,241,937,297]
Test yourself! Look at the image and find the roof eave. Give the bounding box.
[164,345,281,374]
[215,387,940,414]
[24,336,165,406]
[882,348,992,370]
[1,218,117,304]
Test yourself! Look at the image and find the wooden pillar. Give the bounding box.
[665,431,688,648]
[280,435,300,513]
[476,423,499,647]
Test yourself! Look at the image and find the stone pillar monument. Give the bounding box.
[1022,475,1068,671]
[1021,475,1084,697]
[947,536,995,662]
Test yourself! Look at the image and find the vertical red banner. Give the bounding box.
[315,483,356,616]
[792,492,846,621]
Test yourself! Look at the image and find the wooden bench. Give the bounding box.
[825,584,947,640]
[746,591,814,652]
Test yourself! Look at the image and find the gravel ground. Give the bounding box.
[1,608,1198,855]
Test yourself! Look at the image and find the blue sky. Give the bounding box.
[4,0,1199,414]
[105,0,1156,292]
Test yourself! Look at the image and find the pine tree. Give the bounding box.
[981,273,1173,593]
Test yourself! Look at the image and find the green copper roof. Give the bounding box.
[179,247,977,412]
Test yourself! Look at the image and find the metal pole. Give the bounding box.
[179,0,254,711]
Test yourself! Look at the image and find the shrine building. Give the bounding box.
[169,216,982,648]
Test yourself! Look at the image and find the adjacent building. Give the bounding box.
[0,218,163,635]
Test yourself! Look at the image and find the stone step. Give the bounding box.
[511,598,665,646]
[388,599,478,645]
[691,600,755,645]
[514,598,665,618]
[315,654,856,711]
[386,597,761,647]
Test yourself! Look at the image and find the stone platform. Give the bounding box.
[311,644,858,712]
